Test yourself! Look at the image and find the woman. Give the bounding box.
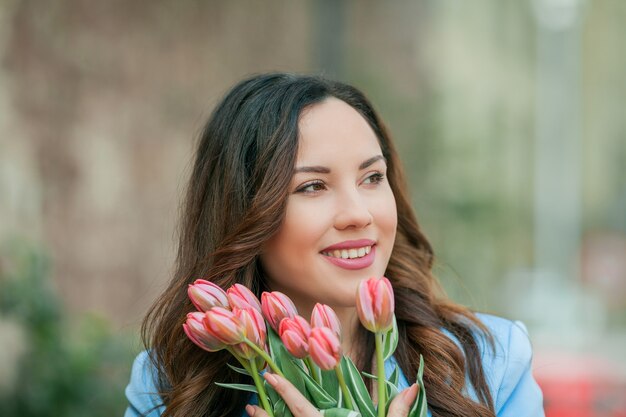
[124,73,544,417]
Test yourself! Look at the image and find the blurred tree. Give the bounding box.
[0,239,136,417]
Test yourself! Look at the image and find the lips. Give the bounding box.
[321,239,376,252]
[320,239,376,270]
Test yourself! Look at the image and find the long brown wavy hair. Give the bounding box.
[142,73,496,417]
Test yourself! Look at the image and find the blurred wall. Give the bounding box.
[0,0,437,327]
[1,0,315,326]
[1,0,625,354]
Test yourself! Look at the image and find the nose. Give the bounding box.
[333,189,373,230]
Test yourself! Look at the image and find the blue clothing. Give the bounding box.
[124,314,544,416]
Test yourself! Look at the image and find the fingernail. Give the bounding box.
[264,372,278,386]
[245,404,256,416]
[403,383,419,405]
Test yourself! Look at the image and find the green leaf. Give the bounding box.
[280,355,307,395]
[417,354,424,380]
[408,355,428,417]
[363,367,400,414]
[360,371,377,380]
[390,364,399,388]
[385,365,399,399]
[267,327,284,366]
[381,316,398,361]
[273,398,293,417]
[271,351,337,409]
[214,382,258,394]
[266,383,280,411]
[320,408,362,417]
[361,369,399,394]
[339,357,376,417]
[226,363,251,376]
[297,361,337,408]
[320,368,340,403]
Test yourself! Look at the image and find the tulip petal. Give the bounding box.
[311,303,341,337]
[356,279,376,332]
[227,283,262,312]
[308,337,337,370]
[188,279,229,312]
[356,277,395,333]
[235,307,266,348]
[261,291,298,331]
[308,327,341,370]
[183,312,225,352]
[282,329,308,358]
[204,307,245,344]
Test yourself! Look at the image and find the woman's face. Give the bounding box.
[260,97,398,314]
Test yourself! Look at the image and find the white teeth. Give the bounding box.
[323,246,372,260]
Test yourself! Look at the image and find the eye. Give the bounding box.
[295,180,327,194]
[362,172,385,185]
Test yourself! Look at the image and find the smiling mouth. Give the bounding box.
[321,245,372,259]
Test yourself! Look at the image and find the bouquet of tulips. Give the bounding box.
[183,276,427,417]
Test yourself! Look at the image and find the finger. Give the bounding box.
[246,404,268,417]
[387,383,419,417]
[264,373,320,416]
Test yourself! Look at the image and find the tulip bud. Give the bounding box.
[356,276,395,333]
[310,303,341,337]
[261,291,298,332]
[308,327,341,370]
[227,284,262,313]
[188,279,229,312]
[203,307,245,345]
[279,315,311,359]
[183,312,226,352]
[230,307,267,359]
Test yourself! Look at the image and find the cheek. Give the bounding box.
[260,201,330,283]
[280,200,328,250]
[375,190,398,235]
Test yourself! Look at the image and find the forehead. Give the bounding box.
[296,98,382,164]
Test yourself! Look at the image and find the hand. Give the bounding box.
[245,373,419,417]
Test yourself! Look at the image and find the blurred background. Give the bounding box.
[0,0,625,415]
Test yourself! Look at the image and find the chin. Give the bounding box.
[323,288,359,309]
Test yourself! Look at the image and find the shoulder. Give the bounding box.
[124,350,165,417]
[473,313,545,416]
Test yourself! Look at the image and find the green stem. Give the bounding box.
[250,358,274,417]
[227,347,253,374]
[335,365,356,411]
[243,337,285,377]
[305,357,321,385]
[375,332,386,417]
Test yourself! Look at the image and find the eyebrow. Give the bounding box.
[294,155,386,174]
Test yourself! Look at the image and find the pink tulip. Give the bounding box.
[188,279,229,312]
[230,307,267,359]
[308,326,341,370]
[227,284,262,313]
[356,276,395,333]
[261,291,298,332]
[203,306,245,345]
[279,315,311,359]
[183,312,226,352]
[310,303,341,337]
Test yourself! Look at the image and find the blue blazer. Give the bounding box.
[124,314,545,416]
